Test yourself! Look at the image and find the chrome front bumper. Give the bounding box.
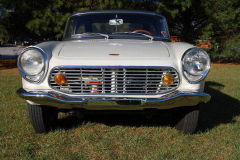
[17,88,211,110]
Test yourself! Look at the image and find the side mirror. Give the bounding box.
[109,19,123,25]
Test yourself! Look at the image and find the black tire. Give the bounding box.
[28,104,58,133]
[171,105,200,134]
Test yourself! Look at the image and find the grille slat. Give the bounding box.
[53,83,178,86]
[49,67,179,95]
[58,86,174,89]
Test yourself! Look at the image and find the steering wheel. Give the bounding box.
[133,30,152,35]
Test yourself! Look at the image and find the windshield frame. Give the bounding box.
[63,10,171,41]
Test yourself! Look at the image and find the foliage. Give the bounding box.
[0,3,9,43]
[156,0,208,43]
[0,0,239,58]
[25,0,138,38]
[156,0,240,59]
[201,0,240,59]
[0,25,9,44]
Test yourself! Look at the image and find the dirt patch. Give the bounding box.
[0,59,17,70]
[0,68,19,74]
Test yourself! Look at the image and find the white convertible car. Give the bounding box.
[17,10,211,134]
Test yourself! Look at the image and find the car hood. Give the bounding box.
[58,39,170,59]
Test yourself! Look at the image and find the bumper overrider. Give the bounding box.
[17,88,211,110]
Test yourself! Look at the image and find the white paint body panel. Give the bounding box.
[59,40,170,58]
[22,39,205,99]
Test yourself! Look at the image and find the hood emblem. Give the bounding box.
[109,54,119,56]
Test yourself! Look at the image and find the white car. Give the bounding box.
[17,10,211,134]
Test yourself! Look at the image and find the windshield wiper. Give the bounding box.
[71,33,109,39]
[112,32,154,41]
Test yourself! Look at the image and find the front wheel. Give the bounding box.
[28,104,58,133]
[171,105,200,134]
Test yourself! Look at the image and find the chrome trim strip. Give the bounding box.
[106,34,169,40]
[17,88,211,110]
[181,48,211,84]
[69,34,169,41]
[71,10,166,18]
[48,66,180,95]
[17,46,48,83]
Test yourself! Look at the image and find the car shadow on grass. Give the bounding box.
[57,111,172,131]
[196,81,240,133]
[56,81,240,134]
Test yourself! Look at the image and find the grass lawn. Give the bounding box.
[0,61,240,159]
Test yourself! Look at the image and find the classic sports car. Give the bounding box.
[17,10,211,134]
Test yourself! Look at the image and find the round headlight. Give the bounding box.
[182,49,210,76]
[20,49,44,75]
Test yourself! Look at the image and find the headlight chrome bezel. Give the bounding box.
[182,48,211,83]
[18,47,48,83]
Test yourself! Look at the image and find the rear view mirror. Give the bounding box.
[109,19,123,25]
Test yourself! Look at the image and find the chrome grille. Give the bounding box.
[49,67,179,95]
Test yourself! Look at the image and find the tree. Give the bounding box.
[1,0,239,58]
[26,0,139,39]
[0,0,40,40]
[0,25,9,44]
[155,0,240,58]
[201,0,240,58]
[0,2,9,43]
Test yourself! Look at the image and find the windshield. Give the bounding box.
[63,13,169,40]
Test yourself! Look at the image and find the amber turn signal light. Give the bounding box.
[163,75,174,85]
[55,74,66,85]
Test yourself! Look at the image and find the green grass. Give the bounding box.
[1,64,240,159]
